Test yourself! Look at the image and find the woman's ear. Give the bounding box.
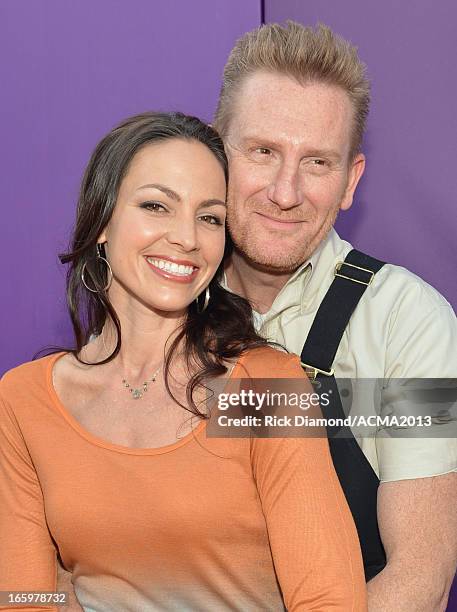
[97,231,107,244]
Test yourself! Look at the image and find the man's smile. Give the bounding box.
[253,211,306,230]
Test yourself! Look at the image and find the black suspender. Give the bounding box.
[300,249,387,581]
[301,249,384,377]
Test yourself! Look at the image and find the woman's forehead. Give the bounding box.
[120,140,226,199]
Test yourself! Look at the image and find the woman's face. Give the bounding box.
[99,138,227,315]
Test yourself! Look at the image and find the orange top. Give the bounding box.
[0,348,367,611]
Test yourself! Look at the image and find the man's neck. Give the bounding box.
[225,250,295,314]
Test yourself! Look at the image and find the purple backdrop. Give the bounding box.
[264,1,457,609]
[1,0,455,375]
[0,0,260,374]
[0,0,455,606]
[264,0,456,307]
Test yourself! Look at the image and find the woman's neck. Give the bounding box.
[80,298,186,382]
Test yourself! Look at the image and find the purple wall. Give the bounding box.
[0,2,455,605]
[265,2,457,610]
[0,0,260,374]
[2,0,455,376]
[265,0,456,312]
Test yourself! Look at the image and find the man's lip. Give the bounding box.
[144,255,199,268]
[254,212,304,226]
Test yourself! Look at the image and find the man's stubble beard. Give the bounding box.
[226,200,340,274]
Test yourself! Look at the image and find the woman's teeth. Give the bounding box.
[146,257,196,276]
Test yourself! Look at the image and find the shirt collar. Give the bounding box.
[222,229,351,320]
[298,228,353,313]
[259,229,344,321]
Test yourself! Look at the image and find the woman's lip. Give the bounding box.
[144,254,199,267]
[144,258,200,284]
[254,212,304,229]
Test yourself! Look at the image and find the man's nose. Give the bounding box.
[266,162,303,209]
[166,217,199,252]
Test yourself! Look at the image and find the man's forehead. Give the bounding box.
[238,70,300,95]
[235,71,347,106]
[236,131,308,150]
[229,71,353,150]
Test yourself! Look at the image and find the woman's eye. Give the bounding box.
[140,201,167,212]
[199,215,223,226]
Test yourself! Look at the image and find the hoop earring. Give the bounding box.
[81,245,113,293]
[195,286,210,313]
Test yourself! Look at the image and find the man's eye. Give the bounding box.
[255,147,272,155]
[199,215,223,226]
[311,159,326,166]
[140,201,167,212]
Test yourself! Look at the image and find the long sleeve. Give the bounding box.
[250,356,367,611]
[0,391,57,612]
[1,351,367,612]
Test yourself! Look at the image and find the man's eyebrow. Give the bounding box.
[239,137,342,161]
[136,183,181,201]
[136,184,225,208]
[240,135,280,149]
[303,148,342,161]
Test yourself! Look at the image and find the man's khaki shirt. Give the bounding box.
[226,229,457,482]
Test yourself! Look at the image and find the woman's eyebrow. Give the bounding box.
[200,199,227,208]
[136,183,181,201]
[136,184,225,208]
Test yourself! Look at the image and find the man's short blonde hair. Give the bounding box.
[214,21,370,160]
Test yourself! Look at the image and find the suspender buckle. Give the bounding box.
[300,362,334,381]
[334,261,375,286]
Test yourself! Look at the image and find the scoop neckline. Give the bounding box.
[46,351,243,456]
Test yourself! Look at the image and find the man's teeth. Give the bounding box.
[146,258,195,276]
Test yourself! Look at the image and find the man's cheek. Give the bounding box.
[232,163,267,193]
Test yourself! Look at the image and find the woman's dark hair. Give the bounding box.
[59,111,268,416]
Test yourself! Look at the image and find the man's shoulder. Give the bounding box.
[313,232,454,319]
[372,262,453,310]
[318,232,453,316]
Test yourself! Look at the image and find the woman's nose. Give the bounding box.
[166,217,199,252]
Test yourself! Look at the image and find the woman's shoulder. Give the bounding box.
[234,345,304,379]
[0,353,63,400]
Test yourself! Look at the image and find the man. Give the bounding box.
[214,21,457,611]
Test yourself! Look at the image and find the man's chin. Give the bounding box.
[234,245,307,275]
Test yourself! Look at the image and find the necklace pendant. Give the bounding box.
[122,364,161,399]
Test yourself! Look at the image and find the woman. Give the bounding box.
[0,112,367,611]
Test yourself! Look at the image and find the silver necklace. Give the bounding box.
[122,363,162,400]
[98,332,163,400]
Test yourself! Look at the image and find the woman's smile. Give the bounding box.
[98,138,227,312]
[144,255,200,283]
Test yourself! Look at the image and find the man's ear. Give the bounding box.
[340,153,365,211]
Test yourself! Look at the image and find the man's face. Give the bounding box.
[225,71,365,272]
